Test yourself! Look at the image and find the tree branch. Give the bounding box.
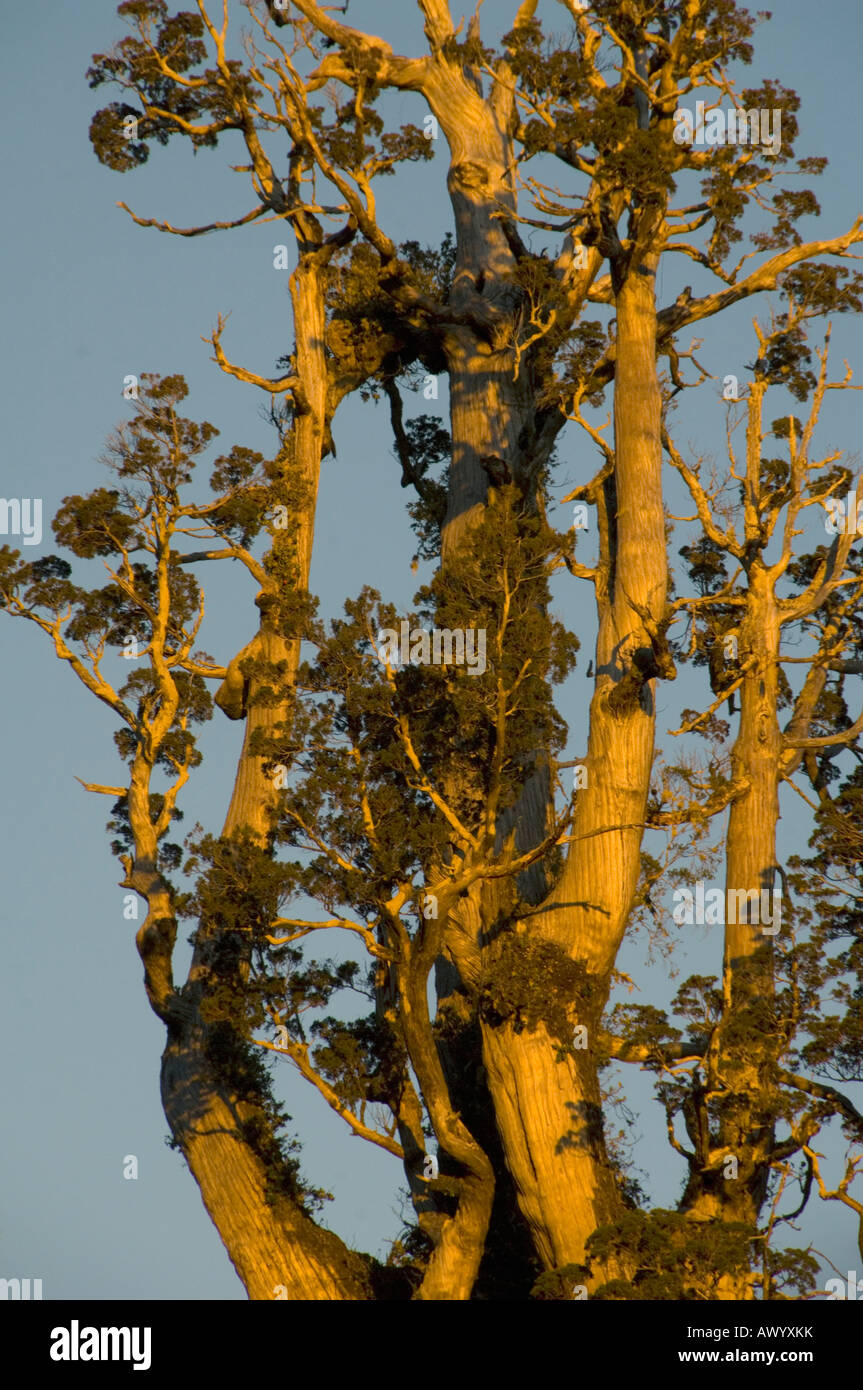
[117,201,271,237]
[780,1072,863,1130]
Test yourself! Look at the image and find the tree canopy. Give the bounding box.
[3,0,862,1301]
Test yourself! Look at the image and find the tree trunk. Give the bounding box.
[159,1026,371,1299]
[419,61,595,1291]
[154,237,372,1300]
[479,250,670,1274]
[218,231,330,843]
[421,37,671,1274]
[681,388,781,1296]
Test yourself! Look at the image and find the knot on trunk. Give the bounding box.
[607,593,677,714]
[215,630,266,721]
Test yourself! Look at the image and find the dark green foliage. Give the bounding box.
[264,482,578,936]
[586,1210,756,1300]
[479,936,594,1051]
[107,792,184,875]
[88,4,240,169]
[323,236,453,401]
[311,1012,405,1112]
[0,551,78,612]
[606,1002,685,1065]
[53,488,142,558]
[583,1208,820,1300]
[310,96,433,180]
[529,1263,590,1300]
[402,415,450,558]
[787,760,863,1099]
[748,324,817,401]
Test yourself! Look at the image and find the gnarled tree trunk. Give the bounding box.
[152,233,372,1300]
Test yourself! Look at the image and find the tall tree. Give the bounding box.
[2,0,860,1298]
[601,301,863,1299]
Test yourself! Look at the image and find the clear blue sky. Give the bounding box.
[1,0,861,1299]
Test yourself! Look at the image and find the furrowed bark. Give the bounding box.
[159,1028,372,1299]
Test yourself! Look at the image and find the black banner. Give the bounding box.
[7,1295,860,1377]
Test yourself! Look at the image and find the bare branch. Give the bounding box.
[75,779,127,797]
[670,659,756,736]
[781,1073,863,1130]
[117,201,270,237]
[657,219,863,344]
[206,313,302,399]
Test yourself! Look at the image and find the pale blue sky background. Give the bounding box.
[1,0,862,1299]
